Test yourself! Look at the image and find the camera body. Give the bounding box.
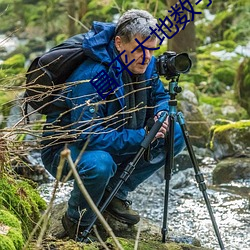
[156,51,192,80]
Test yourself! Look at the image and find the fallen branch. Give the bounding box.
[62,148,124,250]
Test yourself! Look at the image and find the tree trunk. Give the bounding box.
[78,0,88,20]
[166,0,197,62]
[67,0,77,36]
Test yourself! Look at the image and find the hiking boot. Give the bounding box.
[61,213,97,243]
[105,196,140,225]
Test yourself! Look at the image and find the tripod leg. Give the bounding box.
[177,112,225,250]
[162,114,175,243]
[81,112,168,240]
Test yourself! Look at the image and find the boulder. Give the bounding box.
[42,201,211,250]
[179,100,211,148]
[213,157,250,184]
[209,120,250,160]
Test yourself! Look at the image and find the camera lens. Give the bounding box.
[174,53,192,73]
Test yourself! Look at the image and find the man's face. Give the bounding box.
[115,35,157,75]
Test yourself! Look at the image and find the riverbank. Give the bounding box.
[38,155,250,250]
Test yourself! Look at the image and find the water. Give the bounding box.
[38,157,250,250]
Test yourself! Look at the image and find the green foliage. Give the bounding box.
[1,54,25,69]
[199,90,248,121]
[0,175,47,239]
[213,67,235,86]
[0,54,26,86]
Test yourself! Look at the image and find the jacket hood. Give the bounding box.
[82,21,116,65]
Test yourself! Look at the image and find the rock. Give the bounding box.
[221,105,237,116]
[213,157,250,184]
[179,100,211,148]
[209,120,250,160]
[181,89,199,105]
[44,202,211,250]
[170,168,193,189]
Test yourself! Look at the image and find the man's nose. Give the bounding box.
[145,49,151,60]
[141,50,151,64]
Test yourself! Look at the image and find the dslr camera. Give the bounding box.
[156,51,192,80]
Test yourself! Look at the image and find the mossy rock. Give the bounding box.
[199,92,249,122]
[213,157,250,184]
[106,237,210,250]
[179,100,210,148]
[0,209,24,250]
[209,120,250,160]
[0,174,47,239]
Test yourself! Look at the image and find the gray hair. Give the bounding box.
[115,9,158,43]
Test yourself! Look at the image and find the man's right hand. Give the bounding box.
[154,112,169,139]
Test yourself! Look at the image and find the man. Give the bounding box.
[41,9,185,241]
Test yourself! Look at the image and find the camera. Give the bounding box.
[156,51,192,79]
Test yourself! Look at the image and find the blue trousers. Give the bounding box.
[41,123,185,226]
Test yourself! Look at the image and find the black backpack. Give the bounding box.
[24,34,87,115]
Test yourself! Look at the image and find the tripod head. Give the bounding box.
[168,76,182,100]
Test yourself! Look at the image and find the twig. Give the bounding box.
[68,14,90,31]
[134,220,142,250]
[22,154,65,249]
[93,225,109,250]
[61,148,124,250]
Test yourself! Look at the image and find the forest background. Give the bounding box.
[0,0,250,125]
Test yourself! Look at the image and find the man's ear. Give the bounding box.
[115,36,122,52]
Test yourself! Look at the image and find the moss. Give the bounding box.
[217,40,237,52]
[0,175,46,239]
[213,120,250,133]
[0,209,21,229]
[0,235,16,250]
[0,209,24,249]
[199,91,249,122]
[0,54,26,86]
[1,54,25,69]
[199,95,224,107]
[207,10,234,42]
[213,67,235,86]
[209,120,250,151]
[7,228,24,249]
[105,237,208,250]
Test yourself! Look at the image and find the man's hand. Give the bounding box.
[154,111,169,139]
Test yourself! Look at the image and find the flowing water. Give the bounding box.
[38,156,250,250]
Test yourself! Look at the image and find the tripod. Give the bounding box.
[82,77,225,250]
[162,77,225,249]
[81,110,168,241]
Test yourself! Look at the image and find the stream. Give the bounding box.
[38,155,250,250]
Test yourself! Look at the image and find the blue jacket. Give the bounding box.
[44,21,170,156]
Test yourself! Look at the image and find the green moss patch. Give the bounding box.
[0,175,47,239]
[0,209,23,250]
[209,120,250,156]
